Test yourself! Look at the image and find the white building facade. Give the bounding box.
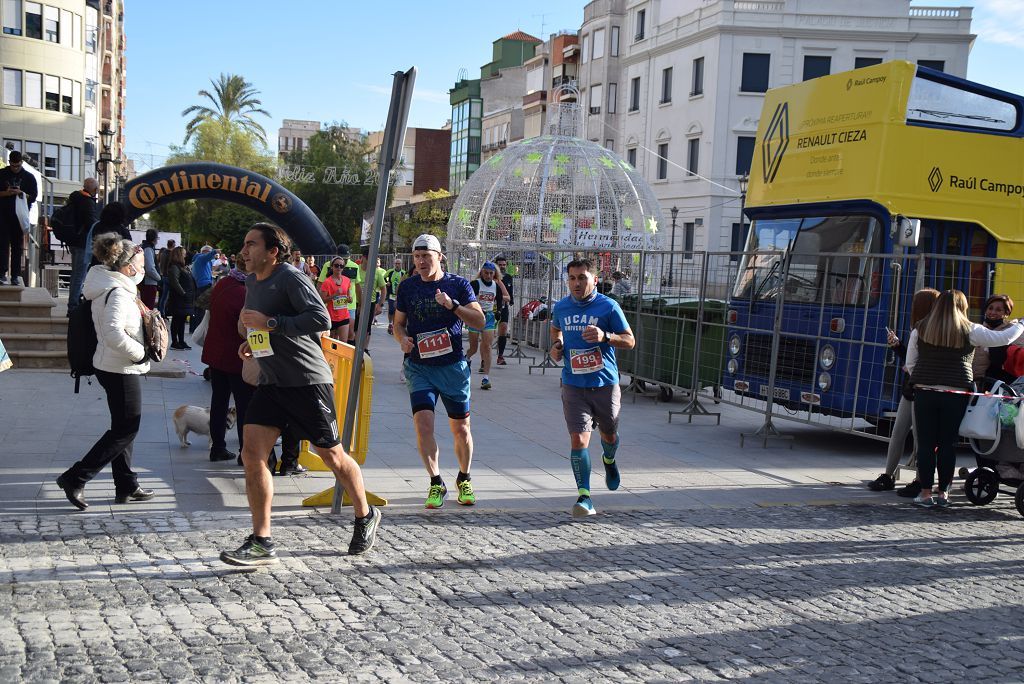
[577,0,974,259]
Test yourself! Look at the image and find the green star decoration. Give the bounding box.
[458,208,472,225]
[581,166,592,177]
[526,152,543,164]
[488,217,498,229]
[623,217,634,229]
[553,165,566,176]
[599,157,616,169]
[620,159,633,171]
[555,154,571,164]
[489,154,504,166]
[645,216,659,234]
[513,167,524,177]
[512,211,523,224]
[550,212,566,232]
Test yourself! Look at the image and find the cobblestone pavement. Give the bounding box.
[2,501,1024,683]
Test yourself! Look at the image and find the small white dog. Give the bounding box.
[172,405,237,448]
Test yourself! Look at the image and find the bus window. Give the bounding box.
[907,74,1018,132]
[734,215,881,305]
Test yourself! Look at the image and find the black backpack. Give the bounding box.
[67,290,113,393]
[50,196,81,245]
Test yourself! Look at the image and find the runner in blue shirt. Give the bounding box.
[550,257,635,518]
[394,234,486,509]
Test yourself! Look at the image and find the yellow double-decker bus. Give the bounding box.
[726,60,1024,424]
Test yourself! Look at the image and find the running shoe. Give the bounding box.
[572,495,596,518]
[425,483,447,509]
[481,377,491,390]
[934,495,952,509]
[457,479,476,505]
[348,506,382,555]
[496,356,506,366]
[912,495,935,509]
[219,535,279,566]
[868,473,895,491]
[387,324,394,335]
[603,458,620,491]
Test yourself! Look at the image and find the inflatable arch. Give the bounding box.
[121,162,336,254]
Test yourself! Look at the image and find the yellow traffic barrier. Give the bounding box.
[301,336,387,508]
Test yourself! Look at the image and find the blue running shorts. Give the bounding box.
[404,358,471,419]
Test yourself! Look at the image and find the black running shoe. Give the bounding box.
[349,506,382,555]
[868,473,895,491]
[220,535,279,566]
[896,480,922,498]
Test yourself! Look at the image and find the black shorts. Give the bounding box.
[498,305,510,324]
[355,306,375,335]
[244,383,341,448]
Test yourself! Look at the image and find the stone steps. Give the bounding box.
[0,286,67,370]
[2,332,67,351]
[0,316,68,334]
[7,350,68,369]
[0,285,25,302]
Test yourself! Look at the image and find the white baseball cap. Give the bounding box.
[413,234,442,252]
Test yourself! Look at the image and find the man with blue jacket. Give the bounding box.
[190,244,219,332]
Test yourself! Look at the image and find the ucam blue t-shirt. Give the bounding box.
[552,292,630,388]
[396,272,477,366]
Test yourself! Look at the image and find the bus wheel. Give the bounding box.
[659,386,674,402]
[964,467,1000,506]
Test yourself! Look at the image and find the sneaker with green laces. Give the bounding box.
[219,534,279,567]
[425,483,447,509]
[457,479,476,505]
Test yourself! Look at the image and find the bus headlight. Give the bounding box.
[819,344,836,370]
[727,359,738,374]
[818,372,832,391]
[729,335,741,356]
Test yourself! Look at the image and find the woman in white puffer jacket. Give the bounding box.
[56,233,156,510]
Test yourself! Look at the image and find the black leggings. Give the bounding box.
[913,389,970,491]
[61,370,142,495]
[171,314,187,345]
[0,222,24,282]
[209,369,254,451]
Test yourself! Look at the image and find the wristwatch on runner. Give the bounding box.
[448,299,460,311]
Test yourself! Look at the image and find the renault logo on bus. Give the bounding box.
[928,166,943,193]
[762,102,790,183]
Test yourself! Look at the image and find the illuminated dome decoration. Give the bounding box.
[446,86,663,253]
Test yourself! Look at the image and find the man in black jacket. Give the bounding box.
[0,151,39,285]
[66,178,99,313]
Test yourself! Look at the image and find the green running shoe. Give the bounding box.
[457,479,476,505]
[425,483,447,509]
[219,534,279,567]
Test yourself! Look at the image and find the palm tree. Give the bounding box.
[181,73,271,145]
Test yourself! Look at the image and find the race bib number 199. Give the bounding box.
[569,347,604,374]
[247,328,274,358]
[416,328,453,359]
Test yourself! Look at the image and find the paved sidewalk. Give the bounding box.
[2,327,1023,681]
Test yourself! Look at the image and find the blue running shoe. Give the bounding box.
[572,495,596,518]
[603,458,620,491]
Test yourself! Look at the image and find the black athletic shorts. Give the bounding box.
[498,305,510,324]
[245,383,341,448]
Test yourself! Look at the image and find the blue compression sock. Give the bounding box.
[570,448,591,497]
[601,437,619,464]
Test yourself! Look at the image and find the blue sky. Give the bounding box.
[123,1,1022,173]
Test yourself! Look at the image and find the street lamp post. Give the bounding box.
[668,205,679,288]
[95,124,114,207]
[738,175,749,255]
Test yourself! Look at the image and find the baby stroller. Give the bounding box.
[961,378,1024,517]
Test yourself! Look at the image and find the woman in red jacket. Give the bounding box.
[202,256,252,462]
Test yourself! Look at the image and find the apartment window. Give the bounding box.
[731,222,749,261]
[42,4,57,42]
[582,34,590,64]
[23,140,40,166]
[85,20,95,53]
[85,78,96,104]
[605,139,614,150]
[59,145,71,180]
[607,82,617,114]
[629,77,640,111]
[691,57,704,96]
[43,143,57,177]
[635,8,645,41]
[44,74,58,111]
[741,53,770,93]
[24,1,39,39]
[72,79,80,114]
[626,147,637,168]
[592,28,605,60]
[918,60,945,73]
[803,55,831,81]
[687,138,700,176]
[660,67,673,104]
[60,77,72,114]
[59,8,71,45]
[683,222,695,258]
[25,72,41,108]
[72,12,80,48]
[736,136,755,176]
[3,0,22,35]
[71,146,81,182]
[657,143,668,180]
[610,26,619,57]
[2,68,21,106]
[855,57,883,69]
[589,84,603,115]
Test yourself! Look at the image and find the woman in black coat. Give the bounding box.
[166,245,195,349]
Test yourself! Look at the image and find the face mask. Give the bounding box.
[131,268,145,285]
[985,317,1005,328]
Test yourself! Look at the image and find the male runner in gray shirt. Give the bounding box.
[219,223,381,566]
